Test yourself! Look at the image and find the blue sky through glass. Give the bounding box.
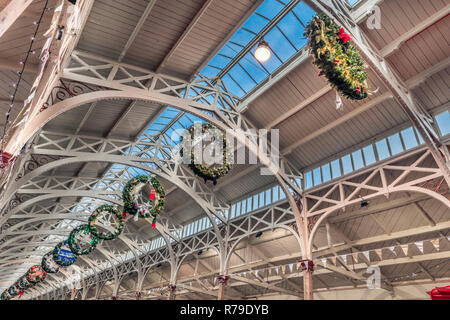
[346,0,360,6]
[200,0,316,98]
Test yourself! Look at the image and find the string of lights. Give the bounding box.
[0,0,50,157]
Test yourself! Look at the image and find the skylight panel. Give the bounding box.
[199,0,316,98]
[346,0,361,6]
[256,0,286,19]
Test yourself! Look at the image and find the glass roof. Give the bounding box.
[346,0,361,6]
[199,0,316,99]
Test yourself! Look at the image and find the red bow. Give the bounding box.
[338,28,352,44]
[0,151,15,169]
[18,291,24,298]
[149,187,156,201]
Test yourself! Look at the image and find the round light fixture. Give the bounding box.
[254,40,271,62]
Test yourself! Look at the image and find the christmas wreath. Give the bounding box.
[69,224,98,255]
[42,251,61,273]
[26,265,47,284]
[17,275,34,290]
[52,240,77,267]
[305,14,368,100]
[1,290,12,300]
[123,176,166,227]
[88,204,124,240]
[185,123,232,185]
[7,284,20,297]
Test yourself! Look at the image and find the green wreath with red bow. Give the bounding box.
[305,14,368,100]
[88,204,124,240]
[17,275,34,291]
[69,224,98,255]
[122,176,166,228]
[26,265,47,284]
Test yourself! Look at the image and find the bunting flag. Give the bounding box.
[321,258,327,268]
[374,249,382,259]
[340,255,347,264]
[255,270,259,278]
[430,239,440,251]
[415,241,424,254]
[275,267,279,275]
[400,244,409,256]
[288,263,293,273]
[388,246,397,256]
[351,253,358,263]
[362,251,370,262]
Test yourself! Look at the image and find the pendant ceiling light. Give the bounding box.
[254,39,271,62]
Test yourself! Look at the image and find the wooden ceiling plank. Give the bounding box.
[0,0,33,40]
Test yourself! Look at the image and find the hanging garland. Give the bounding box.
[305,14,368,100]
[52,240,77,267]
[5,171,169,298]
[122,176,166,227]
[26,265,47,284]
[88,205,124,240]
[68,224,98,255]
[122,175,149,216]
[42,251,61,273]
[186,123,232,185]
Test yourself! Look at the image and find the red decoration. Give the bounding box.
[122,212,127,220]
[111,296,117,300]
[338,28,352,44]
[217,275,229,284]
[152,223,156,229]
[149,187,156,201]
[0,151,15,169]
[18,291,24,299]
[135,291,142,299]
[299,259,314,272]
[430,285,450,300]
[168,284,176,292]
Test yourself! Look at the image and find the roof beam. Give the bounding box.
[156,0,214,73]
[232,275,302,298]
[380,5,450,58]
[0,0,33,40]
[118,0,157,62]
